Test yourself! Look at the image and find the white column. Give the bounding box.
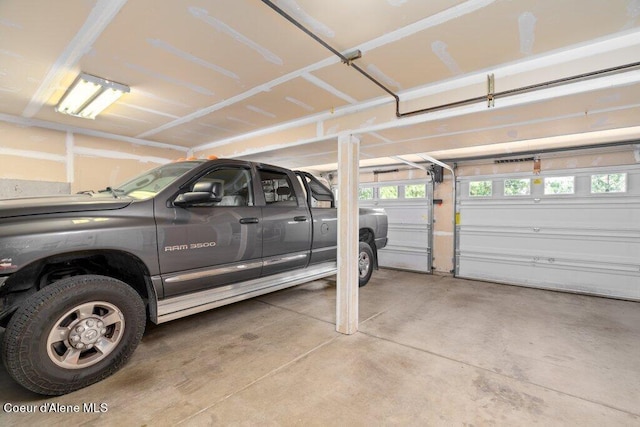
[336,133,360,335]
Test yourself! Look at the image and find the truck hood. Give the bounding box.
[0,194,133,219]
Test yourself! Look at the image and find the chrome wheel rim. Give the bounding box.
[359,251,371,279]
[46,301,125,369]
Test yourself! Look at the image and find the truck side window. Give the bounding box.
[296,172,335,208]
[303,175,333,208]
[259,170,297,206]
[192,167,253,207]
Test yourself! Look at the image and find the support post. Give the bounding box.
[336,133,360,335]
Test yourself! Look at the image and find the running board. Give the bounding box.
[155,262,337,323]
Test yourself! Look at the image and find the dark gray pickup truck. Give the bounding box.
[0,159,387,395]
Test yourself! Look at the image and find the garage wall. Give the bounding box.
[433,173,454,273]
[0,122,67,183]
[71,134,182,193]
[456,148,639,177]
[0,122,187,197]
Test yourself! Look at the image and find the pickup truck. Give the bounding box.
[0,159,387,395]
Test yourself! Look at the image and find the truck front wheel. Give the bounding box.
[1,275,145,395]
[358,241,374,287]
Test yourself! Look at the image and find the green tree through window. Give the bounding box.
[504,179,531,196]
[591,173,626,193]
[405,184,426,198]
[379,186,398,199]
[469,181,492,197]
[544,176,574,195]
[359,187,373,200]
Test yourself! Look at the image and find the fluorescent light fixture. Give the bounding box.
[56,73,129,119]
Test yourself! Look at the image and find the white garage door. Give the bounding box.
[456,165,640,300]
[360,180,433,273]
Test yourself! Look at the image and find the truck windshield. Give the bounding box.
[114,161,204,200]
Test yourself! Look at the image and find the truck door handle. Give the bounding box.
[239,217,259,224]
[293,216,308,222]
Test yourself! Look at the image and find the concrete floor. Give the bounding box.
[0,269,639,426]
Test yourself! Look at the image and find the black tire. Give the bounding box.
[358,241,375,287]
[1,275,145,395]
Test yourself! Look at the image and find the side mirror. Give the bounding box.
[174,181,223,206]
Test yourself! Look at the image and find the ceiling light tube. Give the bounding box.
[55,73,130,119]
[78,88,126,119]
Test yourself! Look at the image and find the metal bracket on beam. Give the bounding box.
[487,73,495,108]
[342,49,362,66]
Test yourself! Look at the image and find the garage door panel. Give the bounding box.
[457,165,640,300]
[387,225,430,249]
[379,204,431,222]
[460,200,640,228]
[459,255,640,299]
[460,243,640,271]
[378,247,431,272]
[381,224,431,270]
[460,230,640,263]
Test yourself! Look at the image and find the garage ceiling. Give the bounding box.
[2,0,640,171]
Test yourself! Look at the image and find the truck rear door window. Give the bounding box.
[298,173,334,208]
[260,170,298,206]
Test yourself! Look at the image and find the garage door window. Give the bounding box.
[379,186,398,199]
[405,184,426,198]
[469,180,492,197]
[504,178,531,196]
[359,187,373,200]
[544,176,574,195]
[591,173,627,193]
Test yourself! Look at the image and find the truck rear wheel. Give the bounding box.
[358,241,374,287]
[1,275,145,395]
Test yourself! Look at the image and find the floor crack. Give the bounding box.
[176,335,340,425]
[358,329,640,418]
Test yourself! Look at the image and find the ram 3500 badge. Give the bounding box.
[164,241,217,252]
[0,159,387,395]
